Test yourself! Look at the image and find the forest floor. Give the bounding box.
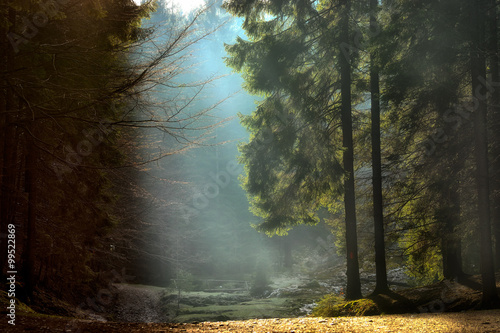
[2,309,500,332]
[1,272,500,332]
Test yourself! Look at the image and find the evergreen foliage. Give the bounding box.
[225,0,500,305]
[2,0,500,312]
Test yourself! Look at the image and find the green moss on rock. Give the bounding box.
[312,294,380,317]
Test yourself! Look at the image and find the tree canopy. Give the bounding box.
[225,0,500,304]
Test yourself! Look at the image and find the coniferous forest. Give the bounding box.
[1,0,500,331]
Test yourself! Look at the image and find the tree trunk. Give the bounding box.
[370,0,389,295]
[0,2,17,282]
[442,186,464,280]
[487,0,500,270]
[283,236,293,269]
[340,0,362,300]
[24,131,38,300]
[471,0,499,307]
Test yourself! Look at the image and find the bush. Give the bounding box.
[312,294,380,317]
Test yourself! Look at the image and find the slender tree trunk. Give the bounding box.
[23,129,38,300]
[471,0,499,307]
[442,232,463,280]
[0,3,16,282]
[0,116,18,279]
[283,236,292,269]
[369,0,389,295]
[440,98,466,280]
[0,24,7,284]
[487,0,500,270]
[442,186,464,280]
[340,0,361,300]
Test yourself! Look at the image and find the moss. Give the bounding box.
[312,294,380,317]
[171,298,289,323]
[0,290,36,314]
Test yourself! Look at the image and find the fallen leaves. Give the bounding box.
[2,309,500,332]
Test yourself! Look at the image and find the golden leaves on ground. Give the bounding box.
[3,310,500,332]
[159,310,500,333]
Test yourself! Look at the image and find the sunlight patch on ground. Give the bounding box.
[173,298,289,323]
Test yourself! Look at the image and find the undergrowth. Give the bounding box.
[312,294,380,317]
[0,290,36,314]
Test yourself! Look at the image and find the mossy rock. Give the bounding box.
[312,294,380,317]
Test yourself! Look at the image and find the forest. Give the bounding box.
[1,0,500,330]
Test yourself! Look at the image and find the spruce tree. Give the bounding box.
[225,0,363,299]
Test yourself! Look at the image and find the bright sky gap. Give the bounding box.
[133,0,205,14]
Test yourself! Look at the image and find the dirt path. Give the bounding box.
[110,284,165,323]
[2,309,500,332]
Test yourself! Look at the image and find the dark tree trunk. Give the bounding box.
[442,236,463,280]
[0,116,19,279]
[283,237,292,269]
[0,32,7,283]
[370,0,389,295]
[471,0,499,307]
[442,186,464,280]
[0,3,17,282]
[487,0,500,270]
[23,130,38,300]
[340,0,361,300]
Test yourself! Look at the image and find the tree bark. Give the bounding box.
[471,0,499,307]
[442,186,464,280]
[0,2,17,282]
[370,0,389,295]
[283,236,293,269]
[340,0,362,300]
[487,0,500,270]
[23,129,38,300]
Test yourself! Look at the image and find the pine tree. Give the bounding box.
[365,0,463,285]
[369,0,389,295]
[487,0,500,271]
[470,0,499,307]
[224,0,364,299]
[338,0,362,300]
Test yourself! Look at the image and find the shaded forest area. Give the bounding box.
[0,0,229,309]
[1,0,500,328]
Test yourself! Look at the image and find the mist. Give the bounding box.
[3,0,498,329]
[118,0,346,322]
